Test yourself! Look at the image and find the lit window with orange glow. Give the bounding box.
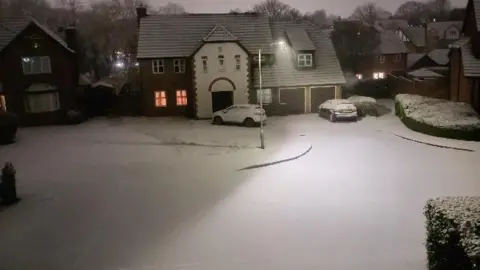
[176,90,187,106]
[154,91,167,107]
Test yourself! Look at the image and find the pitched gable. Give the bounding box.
[203,24,237,42]
[284,27,315,51]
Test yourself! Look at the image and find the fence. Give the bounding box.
[388,75,449,99]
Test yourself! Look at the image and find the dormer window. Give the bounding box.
[297,54,312,67]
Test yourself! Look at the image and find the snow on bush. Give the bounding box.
[396,94,480,130]
[347,95,376,108]
[318,99,352,111]
[425,197,480,269]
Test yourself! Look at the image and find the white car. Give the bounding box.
[318,99,358,122]
[212,104,267,127]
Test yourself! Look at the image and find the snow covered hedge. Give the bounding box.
[425,197,480,270]
[347,95,377,117]
[395,94,480,141]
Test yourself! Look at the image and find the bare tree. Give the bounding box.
[305,10,327,27]
[158,2,186,14]
[350,2,391,25]
[1,0,51,22]
[252,0,293,20]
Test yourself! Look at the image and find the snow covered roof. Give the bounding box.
[427,49,450,65]
[137,13,273,58]
[474,0,480,30]
[399,26,426,47]
[408,67,444,78]
[284,27,316,51]
[407,53,427,69]
[0,16,73,53]
[372,30,409,54]
[427,21,463,36]
[460,40,480,77]
[252,21,345,87]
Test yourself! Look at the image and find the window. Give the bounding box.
[154,91,167,107]
[22,56,51,74]
[256,89,272,104]
[218,46,223,53]
[0,95,6,112]
[152,59,164,74]
[356,74,363,80]
[253,55,266,62]
[24,93,60,113]
[373,72,385,80]
[173,59,185,73]
[201,56,208,72]
[297,54,313,67]
[235,55,241,70]
[376,55,385,63]
[218,55,225,71]
[393,54,402,62]
[176,90,187,106]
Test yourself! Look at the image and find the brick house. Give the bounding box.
[0,17,78,125]
[136,7,345,118]
[449,0,480,112]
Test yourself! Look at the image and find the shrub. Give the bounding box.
[0,112,19,144]
[66,110,84,125]
[425,197,480,270]
[347,95,378,117]
[395,95,480,141]
[343,79,393,99]
[0,162,19,205]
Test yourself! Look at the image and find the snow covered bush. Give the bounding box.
[0,162,19,205]
[395,94,480,141]
[318,99,352,111]
[347,96,377,117]
[425,197,480,270]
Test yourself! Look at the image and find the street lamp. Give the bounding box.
[258,40,286,149]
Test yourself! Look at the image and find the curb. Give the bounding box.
[390,132,475,152]
[238,144,313,171]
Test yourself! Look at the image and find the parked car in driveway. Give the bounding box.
[318,99,358,122]
[212,104,266,127]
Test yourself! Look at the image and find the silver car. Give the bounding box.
[318,99,358,122]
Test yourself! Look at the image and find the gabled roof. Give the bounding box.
[399,26,426,47]
[407,53,426,69]
[252,21,345,87]
[427,49,450,65]
[427,21,463,36]
[408,67,444,78]
[137,13,273,58]
[284,27,315,50]
[372,30,409,54]
[203,24,238,42]
[0,16,73,53]
[374,19,408,32]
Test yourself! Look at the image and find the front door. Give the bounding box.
[212,91,233,113]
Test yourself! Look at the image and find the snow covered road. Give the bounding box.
[0,114,479,270]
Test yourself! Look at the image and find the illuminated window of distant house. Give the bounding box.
[152,59,164,74]
[154,91,167,107]
[218,55,225,71]
[373,72,385,80]
[376,55,385,63]
[22,56,51,74]
[201,56,208,72]
[298,54,312,67]
[393,54,402,62]
[174,59,185,73]
[356,74,363,80]
[235,55,241,70]
[256,89,272,104]
[176,90,187,106]
[0,95,6,112]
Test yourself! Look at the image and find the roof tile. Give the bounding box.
[461,40,480,77]
[284,27,315,51]
[203,24,238,42]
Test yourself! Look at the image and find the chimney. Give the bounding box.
[136,4,147,27]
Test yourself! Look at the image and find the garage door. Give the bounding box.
[279,88,305,114]
[311,87,335,112]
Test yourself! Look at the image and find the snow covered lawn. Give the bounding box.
[395,94,480,141]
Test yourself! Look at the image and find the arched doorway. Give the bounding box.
[209,77,236,113]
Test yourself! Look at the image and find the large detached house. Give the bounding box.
[449,0,480,112]
[0,17,78,125]
[135,6,345,118]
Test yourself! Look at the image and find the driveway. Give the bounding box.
[0,112,479,270]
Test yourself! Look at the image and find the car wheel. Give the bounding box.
[329,113,336,122]
[243,117,255,127]
[213,116,223,125]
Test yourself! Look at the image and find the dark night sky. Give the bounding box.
[88,0,469,17]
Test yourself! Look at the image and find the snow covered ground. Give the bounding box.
[0,112,479,270]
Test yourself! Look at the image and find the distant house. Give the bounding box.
[407,49,450,70]
[136,7,345,118]
[427,21,463,49]
[449,0,480,112]
[0,17,78,125]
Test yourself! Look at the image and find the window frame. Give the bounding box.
[235,55,241,71]
[22,56,52,74]
[152,59,164,74]
[173,59,186,74]
[218,55,225,71]
[175,90,188,106]
[393,54,402,62]
[376,55,386,63]
[297,54,313,67]
[201,56,208,73]
[373,72,385,80]
[154,90,167,107]
[24,92,60,113]
[256,88,272,104]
